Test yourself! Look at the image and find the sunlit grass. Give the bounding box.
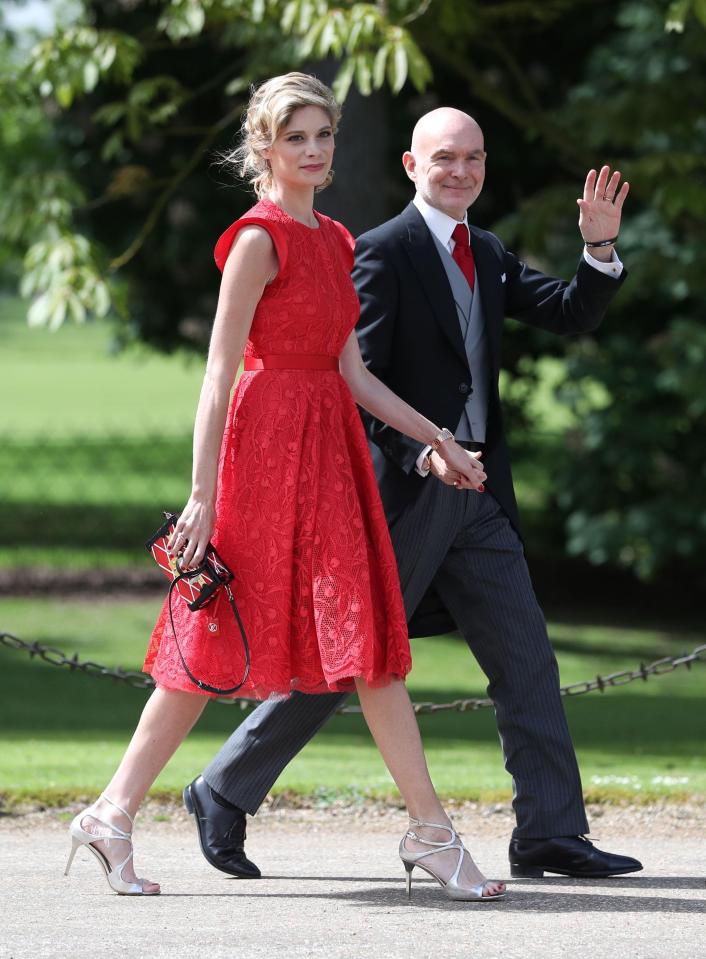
[1,597,703,805]
[0,295,204,437]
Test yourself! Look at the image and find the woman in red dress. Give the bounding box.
[65,73,504,903]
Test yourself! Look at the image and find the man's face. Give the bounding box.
[403,115,486,220]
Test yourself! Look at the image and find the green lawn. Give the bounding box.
[1,597,704,806]
[0,295,204,436]
[0,432,193,568]
[0,296,202,567]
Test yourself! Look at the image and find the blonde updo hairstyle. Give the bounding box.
[224,72,341,198]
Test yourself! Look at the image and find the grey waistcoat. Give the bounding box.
[430,233,489,442]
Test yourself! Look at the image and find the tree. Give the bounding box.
[1,0,605,348]
[477,0,706,581]
[0,0,433,347]
[2,0,704,582]
[542,3,706,580]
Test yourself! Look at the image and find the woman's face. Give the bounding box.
[262,105,335,193]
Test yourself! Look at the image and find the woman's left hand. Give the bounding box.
[437,441,486,490]
[167,495,215,570]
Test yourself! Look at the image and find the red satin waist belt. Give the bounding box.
[244,354,339,371]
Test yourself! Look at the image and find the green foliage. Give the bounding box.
[0,31,119,326]
[0,37,48,278]
[0,0,432,341]
[154,0,432,103]
[21,230,111,329]
[2,164,117,331]
[94,75,187,160]
[539,2,706,580]
[665,0,706,31]
[29,26,142,107]
[471,1,706,582]
[556,326,706,577]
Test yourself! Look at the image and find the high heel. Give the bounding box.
[64,794,159,896]
[399,818,506,902]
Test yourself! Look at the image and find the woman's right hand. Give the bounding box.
[166,495,216,570]
[435,440,486,491]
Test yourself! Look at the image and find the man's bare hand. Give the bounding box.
[430,446,486,491]
[577,166,629,261]
[429,450,459,486]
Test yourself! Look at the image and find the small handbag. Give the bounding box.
[146,512,250,695]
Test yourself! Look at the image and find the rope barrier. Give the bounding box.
[2,631,704,716]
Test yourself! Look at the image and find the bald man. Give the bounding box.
[185,108,641,881]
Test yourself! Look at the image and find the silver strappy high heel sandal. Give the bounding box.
[64,794,159,895]
[399,818,506,902]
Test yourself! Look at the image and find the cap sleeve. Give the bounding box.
[214,216,288,274]
[331,219,355,272]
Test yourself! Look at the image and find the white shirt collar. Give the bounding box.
[413,193,469,251]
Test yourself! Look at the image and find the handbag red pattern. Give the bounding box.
[147,513,232,610]
[146,513,250,695]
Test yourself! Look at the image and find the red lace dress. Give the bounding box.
[143,198,412,699]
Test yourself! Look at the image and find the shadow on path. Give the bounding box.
[155,875,706,913]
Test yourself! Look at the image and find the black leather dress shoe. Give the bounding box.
[509,836,643,878]
[183,776,261,878]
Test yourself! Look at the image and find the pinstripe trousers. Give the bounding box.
[203,479,590,839]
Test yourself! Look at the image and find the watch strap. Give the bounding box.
[431,428,454,452]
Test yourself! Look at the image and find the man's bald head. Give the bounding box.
[410,108,483,155]
[403,108,486,220]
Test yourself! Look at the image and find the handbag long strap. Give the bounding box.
[167,577,251,696]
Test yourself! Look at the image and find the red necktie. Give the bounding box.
[451,223,475,290]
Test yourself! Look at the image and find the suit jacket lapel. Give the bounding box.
[470,229,502,376]
[400,203,468,368]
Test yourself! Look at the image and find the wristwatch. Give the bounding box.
[431,427,454,452]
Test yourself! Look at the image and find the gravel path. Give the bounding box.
[2,801,704,959]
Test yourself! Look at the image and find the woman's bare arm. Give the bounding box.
[169,226,277,567]
[338,331,485,489]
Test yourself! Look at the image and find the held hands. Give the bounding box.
[166,495,215,570]
[432,442,486,491]
[577,166,629,261]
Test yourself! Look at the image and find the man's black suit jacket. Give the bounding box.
[352,201,627,637]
